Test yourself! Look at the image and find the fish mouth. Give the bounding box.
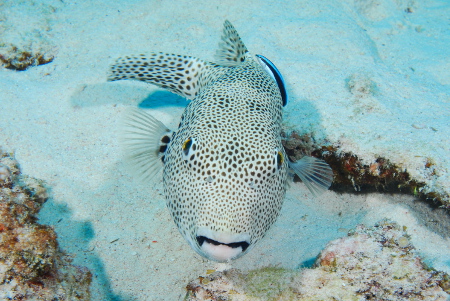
[197,236,250,251]
[194,229,251,262]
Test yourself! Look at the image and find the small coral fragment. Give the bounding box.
[397,235,410,248]
[0,45,54,71]
[0,164,12,188]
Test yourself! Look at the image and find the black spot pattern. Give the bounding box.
[108,53,229,100]
[214,20,249,67]
[109,21,289,258]
[163,58,288,248]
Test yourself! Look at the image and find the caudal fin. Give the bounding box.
[108,53,220,100]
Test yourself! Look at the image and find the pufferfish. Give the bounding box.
[108,20,333,262]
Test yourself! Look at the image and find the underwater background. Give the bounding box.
[0,0,449,299]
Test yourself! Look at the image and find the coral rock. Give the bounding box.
[185,220,449,300]
[281,131,449,208]
[292,219,449,300]
[0,150,91,300]
[0,45,54,71]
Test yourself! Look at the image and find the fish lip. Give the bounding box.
[196,236,250,262]
[196,227,251,244]
[196,236,250,252]
[194,228,252,261]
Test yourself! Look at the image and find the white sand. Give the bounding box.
[1,0,449,300]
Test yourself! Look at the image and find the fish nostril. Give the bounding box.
[196,236,250,252]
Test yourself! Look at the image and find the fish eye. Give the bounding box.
[182,137,197,161]
[182,138,193,156]
[276,150,284,169]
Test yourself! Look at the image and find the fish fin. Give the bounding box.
[289,156,333,197]
[109,53,228,100]
[121,108,172,181]
[214,20,249,66]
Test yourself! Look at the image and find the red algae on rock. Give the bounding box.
[185,220,449,300]
[281,131,449,208]
[0,149,91,300]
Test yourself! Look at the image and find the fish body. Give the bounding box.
[108,21,332,262]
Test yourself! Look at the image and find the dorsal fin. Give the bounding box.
[108,53,229,100]
[214,20,249,67]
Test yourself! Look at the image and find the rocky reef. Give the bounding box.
[282,131,450,209]
[186,220,449,300]
[0,149,91,300]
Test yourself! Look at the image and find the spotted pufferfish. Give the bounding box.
[108,20,333,262]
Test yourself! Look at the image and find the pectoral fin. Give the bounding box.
[121,109,172,181]
[289,156,333,197]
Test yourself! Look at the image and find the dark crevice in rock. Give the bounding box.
[282,131,449,209]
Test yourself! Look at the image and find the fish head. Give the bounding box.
[164,127,289,262]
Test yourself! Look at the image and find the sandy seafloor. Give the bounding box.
[1,0,450,300]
